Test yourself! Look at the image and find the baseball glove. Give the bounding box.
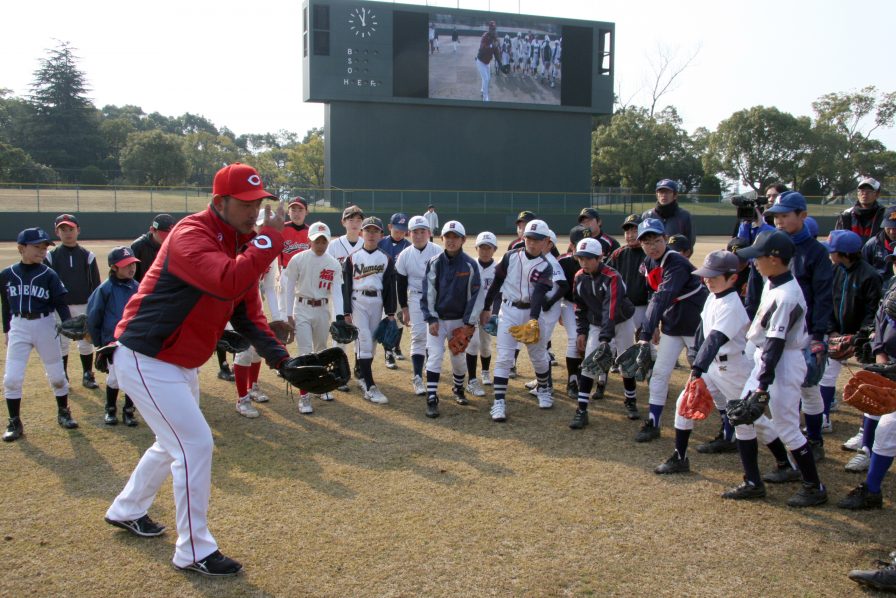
[863,361,896,382]
[94,342,117,374]
[855,327,875,364]
[330,319,359,344]
[827,334,856,361]
[374,317,400,350]
[581,341,614,378]
[56,314,89,340]
[615,343,653,382]
[843,370,896,416]
[885,289,896,320]
[448,325,473,356]
[726,389,770,427]
[500,63,511,74]
[217,330,250,354]
[397,310,408,327]
[269,320,294,345]
[509,319,540,344]
[678,377,713,420]
[279,347,351,394]
[801,342,828,388]
[484,315,499,336]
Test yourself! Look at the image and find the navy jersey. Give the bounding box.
[378,236,411,261]
[0,262,72,332]
[45,244,101,304]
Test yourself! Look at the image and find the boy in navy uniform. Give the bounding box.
[379,213,411,367]
[2,228,76,441]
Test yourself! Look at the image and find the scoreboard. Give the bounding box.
[303,0,615,115]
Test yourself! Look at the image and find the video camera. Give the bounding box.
[731,194,769,221]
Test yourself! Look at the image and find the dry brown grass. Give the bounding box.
[0,235,893,597]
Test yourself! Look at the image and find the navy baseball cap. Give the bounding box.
[637,218,666,239]
[152,214,175,231]
[655,179,678,192]
[108,246,140,268]
[667,234,692,254]
[516,210,536,224]
[569,224,592,245]
[765,191,807,214]
[736,229,795,261]
[693,250,740,278]
[823,229,863,254]
[621,214,643,230]
[17,227,54,246]
[727,237,750,263]
[882,206,896,229]
[361,216,384,231]
[390,213,409,231]
[54,213,79,229]
[804,216,819,238]
[578,207,600,222]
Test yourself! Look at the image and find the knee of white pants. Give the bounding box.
[527,342,550,374]
[77,338,94,355]
[673,390,694,430]
[819,359,842,387]
[410,322,427,356]
[47,363,69,395]
[3,367,25,397]
[233,349,252,367]
[873,414,896,458]
[772,418,806,451]
[426,334,446,372]
[752,415,778,445]
[734,424,757,441]
[800,384,824,415]
[450,353,467,377]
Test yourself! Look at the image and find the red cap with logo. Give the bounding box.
[212,163,276,202]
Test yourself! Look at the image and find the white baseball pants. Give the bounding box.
[426,318,467,376]
[57,303,94,357]
[674,353,752,430]
[293,300,330,356]
[351,293,383,360]
[494,304,549,378]
[3,314,68,399]
[648,333,695,407]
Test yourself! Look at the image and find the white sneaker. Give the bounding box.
[481,371,492,386]
[466,378,486,397]
[490,399,507,422]
[843,428,864,452]
[821,415,833,434]
[524,378,538,390]
[357,377,368,392]
[249,383,269,403]
[366,385,389,404]
[412,375,426,396]
[845,449,870,472]
[537,389,554,409]
[298,394,313,414]
[236,395,259,418]
[320,392,334,401]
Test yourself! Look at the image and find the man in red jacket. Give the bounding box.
[103,163,289,577]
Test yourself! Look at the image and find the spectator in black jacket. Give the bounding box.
[130,214,175,283]
[862,205,896,285]
[835,177,887,242]
[642,179,695,247]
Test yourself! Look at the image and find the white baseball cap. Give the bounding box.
[475,231,498,248]
[858,177,881,191]
[307,221,331,241]
[523,219,551,240]
[441,220,466,237]
[574,238,603,257]
[547,229,558,245]
[408,215,430,230]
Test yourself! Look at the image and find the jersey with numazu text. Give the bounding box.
[342,246,397,315]
[0,263,71,332]
[747,274,808,350]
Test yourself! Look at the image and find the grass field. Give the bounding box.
[0,235,892,597]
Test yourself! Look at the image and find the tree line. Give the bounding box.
[1,42,893,200]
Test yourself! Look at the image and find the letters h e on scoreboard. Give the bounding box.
[302,0,614,115]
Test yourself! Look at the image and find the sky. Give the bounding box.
[2,0,895,149]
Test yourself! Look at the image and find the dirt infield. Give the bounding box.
[0,235,892,597]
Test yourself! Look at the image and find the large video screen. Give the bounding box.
[427,14,563,106]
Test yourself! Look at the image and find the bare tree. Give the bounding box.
[645,43,701,117]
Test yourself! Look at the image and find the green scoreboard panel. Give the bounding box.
[303,0,614,115]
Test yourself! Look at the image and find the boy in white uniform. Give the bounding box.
[396,216,443,396]
[654,251,752,474]
[283,222,344,413]
[723,230,828,507]
[327,205,364,390]
[340,217,397,404]
[465,232,498,395]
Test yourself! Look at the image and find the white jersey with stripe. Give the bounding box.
[496,248,552,304]
[345,246,392,293]
[327,235,363,265]
[395,242,443,294]
[700,289,750,358]
[543,253,566,303]
[747,275,808,350]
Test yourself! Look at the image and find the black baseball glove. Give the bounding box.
[216,330,250,354]
[330,319,359,344]
[615,343,653,382]
[94,342,118,374]
[582,341,614,377]
[56,314,89,340]
[864,361,896,382]
[726,390,770,427]
[374,317,400,350]
[279,347,351,394]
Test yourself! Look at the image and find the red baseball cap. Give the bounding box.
[212,163,276,202]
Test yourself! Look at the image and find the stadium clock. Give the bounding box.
[348,6,377,38]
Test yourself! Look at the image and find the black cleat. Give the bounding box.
[217,365,235,382]
[786,481,828,508]
[508,366,518,379]
[849,561,896,592]
[175,550,242,577]
[82,371,99,389]
[2,417,23,442]
[453,386,469,406]
[635,420,660,443]
[105,514,166,537]
[722,478,767,500]
[57,408,78,429]
[808,438,826,463]
[569,408,589,430]
[393,348,406,361]
[566,379,579,400]
[425,399,440,419]
[696,433,737,454]
[122,407,138,427]
[385,351,397,370]
[590,384,606,401]
[623,399,640,420]
[655,451,690,474]
[104,407,118,426]
[837,482,883,510]
[762,464,802,484]
[549,351,558,367]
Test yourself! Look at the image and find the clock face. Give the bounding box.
[348,7,378,38]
